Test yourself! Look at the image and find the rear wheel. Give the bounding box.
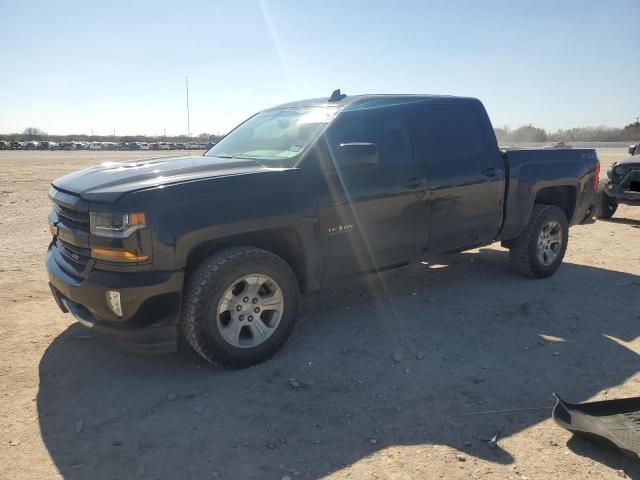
[594,178,617,219]
[181,246,299,368]
[509,204,568,278]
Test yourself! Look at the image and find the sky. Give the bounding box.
[0,0,639,136]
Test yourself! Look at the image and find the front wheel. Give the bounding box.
[509,204,569,278]
[181,246,300,368]
[594,178,618,219]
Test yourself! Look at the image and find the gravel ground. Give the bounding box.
[0,148,638,480]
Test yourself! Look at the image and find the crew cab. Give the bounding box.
[46,92,599,367]
[595,143,640,218]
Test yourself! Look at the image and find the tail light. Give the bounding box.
[594,161,600,190]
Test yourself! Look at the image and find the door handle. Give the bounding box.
[403,178,427,189]
[482,167,499,177]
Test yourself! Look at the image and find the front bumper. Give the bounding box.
[47,249,184,353]
[605,169,640,204]
[604,181,640,204]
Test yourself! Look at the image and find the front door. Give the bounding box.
[315,103,429,279]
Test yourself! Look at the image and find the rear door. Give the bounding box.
[316,103,429,278]
[411,100,505,252]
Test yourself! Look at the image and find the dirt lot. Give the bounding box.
[0,148,639,480]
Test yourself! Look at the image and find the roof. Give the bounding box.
[269,93,478,111]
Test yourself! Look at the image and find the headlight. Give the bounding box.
[612,164,628,177]
[90,212,146,238]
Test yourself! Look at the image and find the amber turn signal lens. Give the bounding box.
[91,248,149,262]
[129,212,146,225]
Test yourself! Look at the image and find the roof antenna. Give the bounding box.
[328,89,346,102]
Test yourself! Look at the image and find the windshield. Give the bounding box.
[205,106,337,166]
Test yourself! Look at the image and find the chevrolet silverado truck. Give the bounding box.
[595,143,640,219]
[46,91,599,367]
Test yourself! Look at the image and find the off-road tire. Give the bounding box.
[509,204,569,279]
[594,178,618,219]
[181,246,299,368]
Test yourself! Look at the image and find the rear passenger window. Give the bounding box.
[415,103,486,161]
[327,107,412,166]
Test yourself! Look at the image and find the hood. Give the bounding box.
[52,155,273,202]
[616,155,640,166]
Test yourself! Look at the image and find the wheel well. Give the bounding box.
[534,186,576,222]
[185,227,307,292]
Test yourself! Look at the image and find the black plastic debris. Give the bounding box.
[553,393,640,459]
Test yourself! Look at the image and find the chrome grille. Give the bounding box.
[54,203,90,233]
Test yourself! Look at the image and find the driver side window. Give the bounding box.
[326,106,412,167]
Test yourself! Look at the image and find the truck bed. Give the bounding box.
[500,148,599,240]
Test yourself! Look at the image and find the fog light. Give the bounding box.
[106,290,123,317]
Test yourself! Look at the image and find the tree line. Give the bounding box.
[0,128,223,144]
[494,122,640,144]
[3,122,640,144]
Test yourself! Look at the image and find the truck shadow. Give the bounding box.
[566,435,638,476]
[599,217,640,227]
[37,247,640,479]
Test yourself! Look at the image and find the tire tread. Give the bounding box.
[594,178,617,219]
[509,204,567,278]
[180,246,298,367]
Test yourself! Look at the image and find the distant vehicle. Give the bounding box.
[174,143,186,150]
[89,142,103,151]
[543,141,573,150]
[10,141,24,150]
[48,141,61,150]
[149,143,160,150]
[159,142,171,150]
[38,141,50,150]
[139,143,150,151]
[46,92,600,367]
[24,141,39,149]
[0,140,10,150]
[595,143,640,219]
[60,142,77,150]
[127,142,140,151]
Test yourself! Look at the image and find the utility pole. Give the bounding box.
[186,75,191,155]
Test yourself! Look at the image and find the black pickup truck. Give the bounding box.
[47,92,599,367]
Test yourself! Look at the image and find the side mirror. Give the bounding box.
[336,142,378,168]
[629,144,638,156]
